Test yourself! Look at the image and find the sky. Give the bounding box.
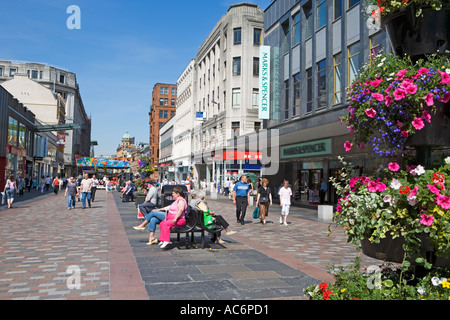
[0,0,273,156]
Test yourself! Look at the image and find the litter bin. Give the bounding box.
[160,185,189,207]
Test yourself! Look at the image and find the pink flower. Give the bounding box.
[427,184,441,195]
[385,95,393,107]
[368,181,378,192]
[372,92,384,101]
[365,108,377,118]
[336,205,342,212]
[405,84,417,95]
[394,88,406,100]
[400,79,413,89]
[417,68,429,75]
[412,117,425,130]
[401,130,409,137]
[421,110,431,123]
[396,69,408,80]
[397,121,404,128]
[420,214,435,226]
[376,183,387,192]
[438,70,450,84]
[424,93,434,106]
[388,162,400,172]
[370,79,382,87]
[436,194,450,210]
[438,92,450,103]
[344,141,352,152]
[408,186,419,199]
[347,126,354,135]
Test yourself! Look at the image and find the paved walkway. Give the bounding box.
[0,188,380,300]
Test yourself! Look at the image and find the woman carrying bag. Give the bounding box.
[256,178,272,225]
[3,175,17,209]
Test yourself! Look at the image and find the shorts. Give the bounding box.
[281,204,290,216]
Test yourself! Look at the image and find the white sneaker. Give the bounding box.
[283,222,288,225]
[68,207,71,210]
[226,230,236,236]
[160,241,169,248]
[280,217,283,224]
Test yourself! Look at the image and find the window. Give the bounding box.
[254,28,262,45]
[334,53,342,104]
[348,42,360,84]
[306,68,313,113]
[8,117,18,146]
[304,4,313,39]
[292,12,301,46]
[252,89,259,109]
[159,110,164,118]
[293,73,301,116]
[334,0,342,20]
[18,123,26,149]
[164,98,168,105]
[171,111,175,118]
[171,88,177,95]
[233,57,241,76]
[284,80,289,119]
[282,20,290,54]
[317,0,326,29]
[10,68,17,77]
[317,59,327,109]
[160,87,168,95]
[232,88,241,108]
[171,99,175,106]
[31,70,38,79]
[159,98,164,106]
[370,32,383,61]
[0,66,3,77]
[39,71,43,79]
[253,57,259,76]
[232,122,240,136]
[348,0,360,8]
[233,28,241,45]
[59,74,65,84]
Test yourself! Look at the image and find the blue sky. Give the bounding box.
[0,0,272,156]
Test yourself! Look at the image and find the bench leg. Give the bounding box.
[201,230,205,249]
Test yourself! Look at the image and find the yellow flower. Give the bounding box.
[442,281,450,289]
[341,288,347,293]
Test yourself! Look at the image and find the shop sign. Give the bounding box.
[281,139,331,159]
[259,45,270,120]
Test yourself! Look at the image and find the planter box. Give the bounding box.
[382,5,450,60]
[361,233,450,267]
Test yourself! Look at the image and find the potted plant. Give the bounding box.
[342,52,450,164]
[331,156,450,267]
[366,0,450,58]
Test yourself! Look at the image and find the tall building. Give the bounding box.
[192,3,265,183]
[262,0,390,204]
[0,60,91,177]
[149,83,177,178]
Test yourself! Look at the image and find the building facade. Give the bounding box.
[0,60,91,177]
[149,83,177,178]
[192,3,265,185]
[159,116,176,181]
[262,0,390,204]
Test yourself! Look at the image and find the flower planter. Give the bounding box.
[361,233,450,267]
[381,5,450,60]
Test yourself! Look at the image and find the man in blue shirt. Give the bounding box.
[233,175,251,225]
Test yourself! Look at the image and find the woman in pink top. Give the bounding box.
[159,186,187,249]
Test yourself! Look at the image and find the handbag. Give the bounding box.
[203,212,214,229]
[252,206,260,219]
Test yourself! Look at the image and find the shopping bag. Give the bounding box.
[252,206,260,219]
[203,212,214,229]
[137,207,145,220]
[1,192,5,205]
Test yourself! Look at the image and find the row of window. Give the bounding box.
[159,98,176,107]
[0,66,67,84]
[159,110,175,119]
[159,87,177,95]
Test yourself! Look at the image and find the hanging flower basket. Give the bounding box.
[381,4,450,59]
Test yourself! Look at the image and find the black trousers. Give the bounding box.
[235,196,248,221]
[91,187,97,201]
[138,202,156,215]
[211,215,229,240]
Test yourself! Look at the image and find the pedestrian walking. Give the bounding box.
[278,180,292,225]
[45,176,51,191]
[17,175,25,197]
[256,178,272,225]
[3,175,17,209]
[64,177,78,209]
[79,173,92,209]
[233,174,251,225]
[91,175,99,202]
[32,176,38,191]
[52,176,60,195]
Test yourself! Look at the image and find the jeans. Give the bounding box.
[81,192,91,207]
[6,189,15,200]
[145,210,166,232]
[68,195,76,208]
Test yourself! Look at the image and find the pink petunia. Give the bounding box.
[370,79,382,87]
[438,92,450,104]
[438,70,450,84]
[397,120,404,128]
[421,110,431,123]
[417,68,429,75]
[412,117,425,130]
[424,93,434,106]
[367,181,378,192]
[420,214,435,226]
[396,69,408,80]
[365,108,377,118]
[436,194,450,210]
[405,84,418,95]
[344,141,352,152]
[388,162,400,172]
[401,130,409,137]
[400,79,413,89]
[427,184,441,195]
[384,95,393,107]
[408,186,419,199]
[372,92,384,101]
[376,183,387,192]
[394,88,406,101]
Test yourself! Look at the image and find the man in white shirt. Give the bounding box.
[91,175,99,202]
[278,180,292,225]
[138,181,158,216]
[80,173,93,209]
